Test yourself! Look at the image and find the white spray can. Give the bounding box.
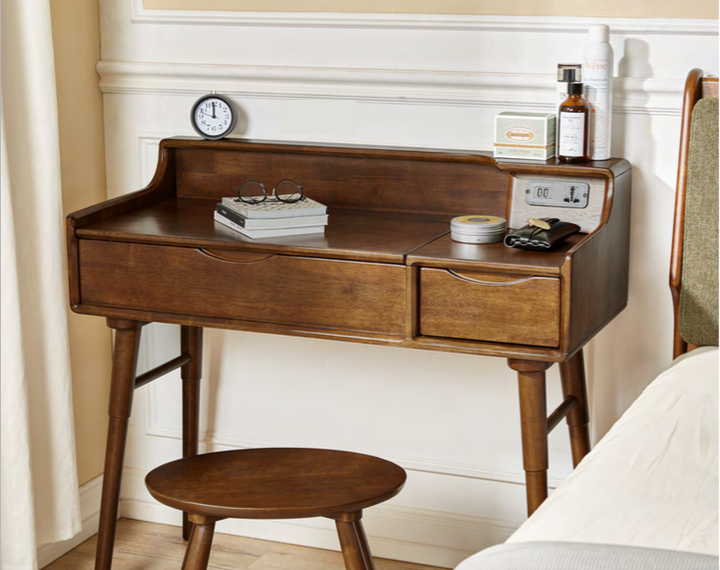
[583,25,613,160]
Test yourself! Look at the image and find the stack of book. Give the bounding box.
[214,196,328,239]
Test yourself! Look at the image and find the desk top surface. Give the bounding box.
[67,139,630,361]
[76,197,580,272]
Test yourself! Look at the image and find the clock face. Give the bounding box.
[191,94,237,140]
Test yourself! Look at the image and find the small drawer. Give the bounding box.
[78,240,406,335]
[419,268,560,347]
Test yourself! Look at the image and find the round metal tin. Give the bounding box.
[450,215,507,244]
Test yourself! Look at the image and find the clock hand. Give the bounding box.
[211,102,217,119]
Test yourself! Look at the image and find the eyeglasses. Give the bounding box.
[233,179,306,204]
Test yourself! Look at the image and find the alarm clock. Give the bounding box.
[190,93,238,140]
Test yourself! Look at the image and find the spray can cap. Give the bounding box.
[589,24,610,42]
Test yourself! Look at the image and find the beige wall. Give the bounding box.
[50,0,112,487]
[144,0,719,19]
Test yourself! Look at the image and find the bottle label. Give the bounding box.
[559,112,585,157]
[584,59,612,160]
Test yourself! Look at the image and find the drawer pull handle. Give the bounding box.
[199,249,275,264]
[447,270,540,287]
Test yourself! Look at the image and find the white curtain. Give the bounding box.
[1,0,82,568]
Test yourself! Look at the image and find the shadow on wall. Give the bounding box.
[232,102,250,136]
[590,38,675,441]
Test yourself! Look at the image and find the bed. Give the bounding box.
[454,69,719,570]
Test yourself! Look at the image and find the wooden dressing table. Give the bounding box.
[67,138,631,570]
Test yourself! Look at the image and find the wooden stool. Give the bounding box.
[145,448,407,570]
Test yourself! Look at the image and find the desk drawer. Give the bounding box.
[79,241,406,335]
[419,268,560,347]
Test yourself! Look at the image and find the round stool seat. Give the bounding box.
[145,448,406,521]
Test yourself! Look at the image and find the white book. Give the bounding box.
[214,211,326,239]
[216,203,328,229]
[221,196,327,219]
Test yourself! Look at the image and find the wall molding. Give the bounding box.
[98,60,687,116]
[120,466,517,567]
[130,1,719,35]
[143,411,569,489]
[38,475,104,569]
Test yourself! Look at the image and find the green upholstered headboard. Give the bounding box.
[678,96,719,347]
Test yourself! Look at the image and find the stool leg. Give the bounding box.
[181,326,203,540]
[352,519,374,570]
[335,512,375,570]
[181,520,215,570]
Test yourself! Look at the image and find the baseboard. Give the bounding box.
[37,475,104,569]
[120,466,517,568]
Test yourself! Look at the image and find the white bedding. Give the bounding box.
[503,346,718,555]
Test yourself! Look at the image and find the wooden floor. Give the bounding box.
[46,519,449,570]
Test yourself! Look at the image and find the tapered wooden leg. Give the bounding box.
[181,519,216,570]
[508,359,552,516]
[95,319,144,570]
[181,326,203,540]
[335,512,375,570]
[559,349,591,467]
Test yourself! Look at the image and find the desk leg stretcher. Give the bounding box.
[508,349,591,516]
[559,351,591,467]
[509,359,552,516]
[94,321,203,570]
[95,319,143,570]
[93,320,590,567]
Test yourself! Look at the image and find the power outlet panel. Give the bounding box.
[525,180,590,208]
[508,174,606,233]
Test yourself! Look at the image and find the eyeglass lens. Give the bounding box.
[234,179,305,204]
[274,179,304,203]
[235,180,267,204]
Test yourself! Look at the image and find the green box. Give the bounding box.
[494,112,556,160]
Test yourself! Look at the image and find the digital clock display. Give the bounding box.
[525,180,590,209]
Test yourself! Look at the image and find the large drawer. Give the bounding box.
[78,240,406,335]
[419,268,560,347]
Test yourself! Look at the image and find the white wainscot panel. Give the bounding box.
[121,324,572,567]
[137,327,574,484]
[121,462,522,568]
[109,107,684,569]
[101,5,718,566]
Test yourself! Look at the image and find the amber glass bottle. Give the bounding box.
[557,82,590,162]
